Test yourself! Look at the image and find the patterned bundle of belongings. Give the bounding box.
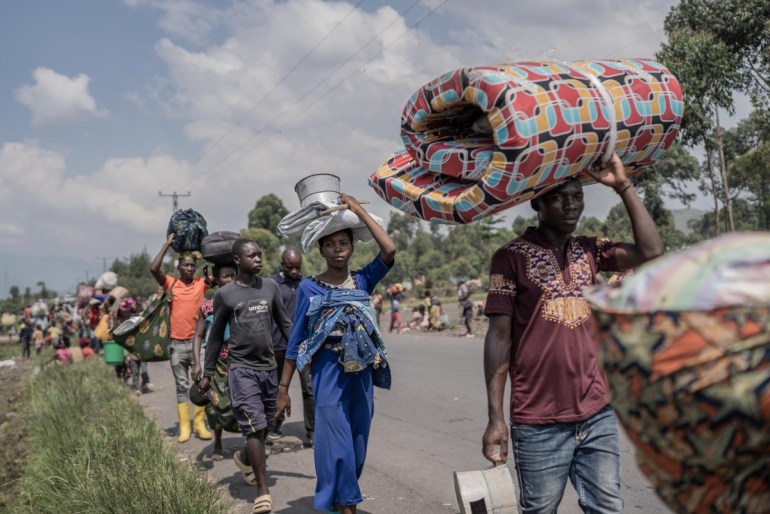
[369,58,683,223]
[584,232,770,514]
[167,208,208,252]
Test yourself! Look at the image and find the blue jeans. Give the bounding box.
[511,406,623,514]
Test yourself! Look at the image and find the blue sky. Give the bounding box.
[2,0,730,295]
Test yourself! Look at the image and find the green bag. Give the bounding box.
[112,282,175,362]
[205,343,239,433]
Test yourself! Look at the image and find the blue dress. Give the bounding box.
[286,254,391,510]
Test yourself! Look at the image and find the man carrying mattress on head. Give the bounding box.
[482,153,664,513]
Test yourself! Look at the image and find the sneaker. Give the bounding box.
[141,383,155,393]
[133,389,142,396]
[306,433,314,448]
[267,430,283,441]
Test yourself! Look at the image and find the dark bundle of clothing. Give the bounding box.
[167,209,208,252]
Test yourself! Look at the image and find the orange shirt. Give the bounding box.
[163,275,209,340]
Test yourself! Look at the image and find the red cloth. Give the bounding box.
[484,228,622,424]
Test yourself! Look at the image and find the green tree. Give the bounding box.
[688,197,758,234]
[659,0,770,231]
[9,286,19,302]
[664,0,770,103]
[512,215,537,236]
[658,25,742,230]
[577,216,605,237]
[603,204,633,243]
[724,109,770,229]
[109,252,162,298]
[386,212,420,249]
[247,194,289,238]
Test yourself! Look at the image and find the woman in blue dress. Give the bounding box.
[275,192,395,513]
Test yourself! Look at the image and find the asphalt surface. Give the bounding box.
[138,330,672,514]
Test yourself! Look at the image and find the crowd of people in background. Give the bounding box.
[4,275,158,394]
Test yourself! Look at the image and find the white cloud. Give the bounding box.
[0,141,180,257]
[123,0,224,44]
[15,68,109,126]
[148,0,461,204]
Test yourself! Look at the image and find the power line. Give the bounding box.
[159,190,191,212]
[187,0,435,184]
[159,0,367,192]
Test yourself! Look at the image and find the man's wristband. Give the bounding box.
[614,180,633,195]
[279,383,290,388]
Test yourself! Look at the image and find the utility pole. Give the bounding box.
[159,191,191,212]
[97,257,110,273]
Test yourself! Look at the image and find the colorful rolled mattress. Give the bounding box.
[369,59,682,223]
[585,232,770,514]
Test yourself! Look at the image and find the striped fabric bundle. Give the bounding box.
[586,233,770,513]
[369,59,682,223]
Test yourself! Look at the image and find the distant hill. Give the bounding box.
[671,208,705,234]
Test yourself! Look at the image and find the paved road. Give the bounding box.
[139,331,671,513]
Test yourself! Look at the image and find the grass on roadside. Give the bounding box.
[0,341,22,360]
[12,359,229,514]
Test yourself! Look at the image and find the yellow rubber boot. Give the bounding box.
[177,402,191,443]
[192,404,212,440]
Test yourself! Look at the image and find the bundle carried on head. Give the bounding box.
[369,58,683,223]
[278,174,384,252]
[167,208,208,253]
[585,232,770,513]
[200,231,240,265]
[95,271,118,291]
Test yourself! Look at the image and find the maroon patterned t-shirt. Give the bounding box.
[485,227,622,424]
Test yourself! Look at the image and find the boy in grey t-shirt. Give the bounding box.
[200,239,291,514]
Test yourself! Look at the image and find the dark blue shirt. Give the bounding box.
[270,271,302,352]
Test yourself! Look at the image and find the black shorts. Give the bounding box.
[227,366,278,436]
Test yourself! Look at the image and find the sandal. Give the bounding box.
[234,450,257,485]
[252,494,272,513]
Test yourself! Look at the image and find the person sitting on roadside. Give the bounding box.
[408,305,425,330]
[79,336,96,359]
[429,298,444,331]
[43,337,74,367]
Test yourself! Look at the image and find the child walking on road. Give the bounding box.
[199,239,292,514]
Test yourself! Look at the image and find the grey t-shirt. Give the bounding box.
[204,277,292,376]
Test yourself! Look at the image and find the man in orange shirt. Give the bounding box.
[151,233,212,443]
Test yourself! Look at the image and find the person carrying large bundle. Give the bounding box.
[275,192,396,514]
[482,153,664,513]
[150,232,212,443]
